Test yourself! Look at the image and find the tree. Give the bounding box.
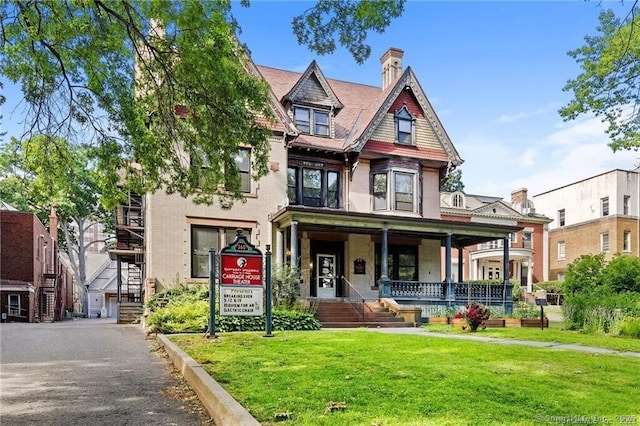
[440,168,465,192]
[0,1,404,209]
[560,6,640,152]
[0,135,112,313]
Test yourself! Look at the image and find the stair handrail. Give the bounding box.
[341,276,369,322]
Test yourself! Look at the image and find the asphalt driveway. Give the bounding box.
[0,318,209,425]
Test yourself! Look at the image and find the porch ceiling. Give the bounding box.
[270,206,522,248]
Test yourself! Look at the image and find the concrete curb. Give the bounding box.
[156,334,261,426]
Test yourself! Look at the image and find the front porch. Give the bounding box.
[270,206,520,321]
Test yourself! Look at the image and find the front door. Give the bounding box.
[316,254,336,298]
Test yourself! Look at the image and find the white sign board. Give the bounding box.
[220,287,264,316]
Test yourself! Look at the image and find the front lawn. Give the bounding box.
[170,330,640,425]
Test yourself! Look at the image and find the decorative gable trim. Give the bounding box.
[349,67,462,166]
[283,60,344,110]
[472,201,522,219]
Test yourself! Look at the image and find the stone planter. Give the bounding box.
[484,318,505,328]
[428,316,450,325]
[521,318,549,328]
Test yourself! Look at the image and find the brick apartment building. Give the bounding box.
[533,169,639,281]
[1,205,73,322]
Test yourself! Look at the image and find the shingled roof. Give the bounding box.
[257,56,463,167]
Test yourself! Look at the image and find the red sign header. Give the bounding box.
[220,254,262,285]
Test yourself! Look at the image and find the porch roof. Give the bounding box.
[269,206,522,247]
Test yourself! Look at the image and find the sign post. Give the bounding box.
[220,230,264,316]
[264,245,273,337]
[207,249,217,339]
[535,290,548,331]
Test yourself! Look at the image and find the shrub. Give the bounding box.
[272,265,299,309]
[619,317,640,338]
[145,281,321,334]
[455,302,490,332]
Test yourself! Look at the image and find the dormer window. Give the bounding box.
[395,105,414,145]
[294,105,330,137]
[451,192,465,208]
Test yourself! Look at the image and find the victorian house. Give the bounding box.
[113,47,523,322]
[441,188,552,294]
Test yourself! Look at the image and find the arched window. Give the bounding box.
[451,191,465,208]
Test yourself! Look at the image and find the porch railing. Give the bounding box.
[342,276,368,322]
[389,281,510,304]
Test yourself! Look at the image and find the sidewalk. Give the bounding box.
[365,327,640,358]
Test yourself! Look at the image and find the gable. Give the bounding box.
[290,74,333,107]
[472,201,521,218]
[282,60,343,110]
[353,67,462,166]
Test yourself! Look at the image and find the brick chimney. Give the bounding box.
[381,47,404,90]
[511,188,528,205]
[49,204,58,242]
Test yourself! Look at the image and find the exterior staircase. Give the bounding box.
[315,299,415,328]
[118,302,143,324]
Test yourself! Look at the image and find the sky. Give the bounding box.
[2,1,639,202]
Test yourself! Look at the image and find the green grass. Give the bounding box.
[170,330,640,425]
[423,321,640,353]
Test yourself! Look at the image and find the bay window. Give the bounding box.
[371,165,419,213]
[288,163,340,208]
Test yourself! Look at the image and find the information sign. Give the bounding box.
[220,287,264,316]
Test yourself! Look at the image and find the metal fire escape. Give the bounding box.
[109,192,145,321]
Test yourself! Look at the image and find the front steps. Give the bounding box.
[118,302,143,324]
[315,299,415,328]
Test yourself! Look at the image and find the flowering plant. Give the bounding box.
[455,302,490,332]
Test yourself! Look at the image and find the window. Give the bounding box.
[375,244,418,282]
[288,164,340,208]
[395,172,414,211]
[303,169,322,207]
[510,233,517,244]
[191,226,252,278]
[235,148,251,193]
[371,169,418,213]
[8,294,20,316]
[600,232,610,253]
[191,226,219,278]
[523,231,532,249]
[558,209,565,227]
[557,273,565,282]
[314,111,329,136]
[624,195,630,215]
[452,192,465,208]
[623,230,631,252]
[558,241,565,260]
[481,239,503,250]
[294,107,310,133]
[287,167,297,204]
[373,173,388,211]
[601,197,609,217]
[395,106,414,145]
[294,106,331,136]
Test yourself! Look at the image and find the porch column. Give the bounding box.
[471,258,477,280]
[445,234,455,306]
[503,237,513,314]
[379,225,390,297]
[276,228,284,267]
[290,221,298,268]
[457,246,464,283]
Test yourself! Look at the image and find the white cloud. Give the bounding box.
[496,101,563,124]
[460,116,639,201]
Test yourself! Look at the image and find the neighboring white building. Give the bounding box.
[533,169,639,280]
